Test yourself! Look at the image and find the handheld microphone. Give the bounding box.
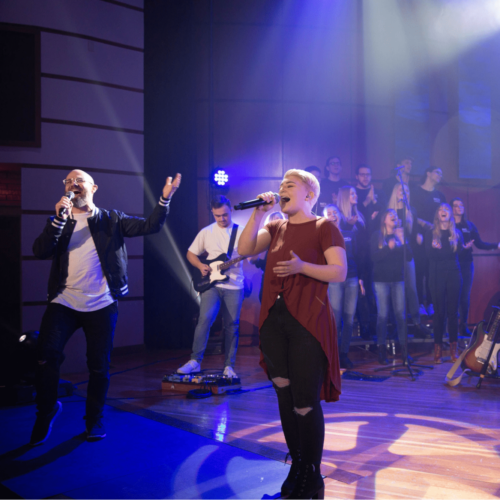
[58,191,75,217]
[234,193,280,211]
[395,165,405,170]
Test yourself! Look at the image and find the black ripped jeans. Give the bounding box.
[260,296,327,465]
[36,302,118,419]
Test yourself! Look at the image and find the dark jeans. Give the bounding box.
[414,248,432,305]
[429,268,461,345]
[36,302,118,418]
[459,261,473,328]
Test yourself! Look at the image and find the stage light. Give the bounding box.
[213,169,229,187]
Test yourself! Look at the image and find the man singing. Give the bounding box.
[30,169,181,445]
[178,196,245,378]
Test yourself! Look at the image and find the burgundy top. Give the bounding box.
[259,217,346,402]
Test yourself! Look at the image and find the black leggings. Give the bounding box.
[260,296,327,408]
[429,267,461,344]
[260,296,327,465]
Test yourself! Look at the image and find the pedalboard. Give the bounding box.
[161,372,242,394]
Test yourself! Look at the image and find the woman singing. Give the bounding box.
[324,204,365,369]
[387,183,431,339]
[451,197,500,336]
[337,185,366,231]
[239,170,347,499]
[425,204,470,363]
[371,209,413,364]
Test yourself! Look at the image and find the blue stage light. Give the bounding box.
[213,169,229,186]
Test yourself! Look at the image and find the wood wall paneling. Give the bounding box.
[283,102,354,176]
[213,0,282,25]
[1,0,144,49]
[21,168,145,214]
[104,0,144,10]
[41,33,144,90]
[113,299,144,348]
[361,106,396,180]
[214,102,283,178]
[195,102,210,178]
[214,24,283,101]
[281,26,353,104]
[42,78,144,131]
[22,260,51,303]
[0,124,144,172]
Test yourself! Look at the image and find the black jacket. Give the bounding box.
[33,199,170,302]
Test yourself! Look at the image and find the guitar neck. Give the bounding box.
[219,255,246,271]
[486,309,500,342]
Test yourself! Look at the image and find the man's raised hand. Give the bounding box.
[163,173,182,200]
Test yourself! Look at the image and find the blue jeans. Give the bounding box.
[374,282,406,348]
[36,302,118,418]
[191,286,244,368]
[328,278,359,354]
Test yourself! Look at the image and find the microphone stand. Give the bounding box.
[375,170,433,381]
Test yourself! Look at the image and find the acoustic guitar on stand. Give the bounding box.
[463,306,500,374]
[193,254,247,293]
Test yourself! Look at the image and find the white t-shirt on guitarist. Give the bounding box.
[189,222,244,290]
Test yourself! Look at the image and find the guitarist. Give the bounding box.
[178,196,245,378]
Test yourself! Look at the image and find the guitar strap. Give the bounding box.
[226,224,238,259]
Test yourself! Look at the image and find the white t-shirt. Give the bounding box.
[52,210,115,311]
[188,222,244,290]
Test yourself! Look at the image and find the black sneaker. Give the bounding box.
[30,401,62,446]
[86,417,106,441]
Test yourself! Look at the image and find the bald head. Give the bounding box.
[64,169,98,212]
[66,169,94,185]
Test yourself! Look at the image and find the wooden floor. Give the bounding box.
[67,344,500,500]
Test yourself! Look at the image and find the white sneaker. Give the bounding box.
[419,304,427,316]
[177,360,200,374]
[223,366,238,379]
[427,304,435,316]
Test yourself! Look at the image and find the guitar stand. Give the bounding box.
[476,321,500,389]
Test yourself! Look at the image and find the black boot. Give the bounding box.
[281,450,301,498]
[290,402,325,499]
[288,463,325,499]
[378,344,388,365]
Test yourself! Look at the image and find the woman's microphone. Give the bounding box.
[234,193,280,210]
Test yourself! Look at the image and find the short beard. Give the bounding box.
[72,195,89,208]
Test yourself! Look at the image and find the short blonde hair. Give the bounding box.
[283,169,320,203]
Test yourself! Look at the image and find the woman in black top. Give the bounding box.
[411,167,446,315]
[371,209,413,364]
[425,203,471,363]
[451,197,500,336]
[387,183,431,339]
